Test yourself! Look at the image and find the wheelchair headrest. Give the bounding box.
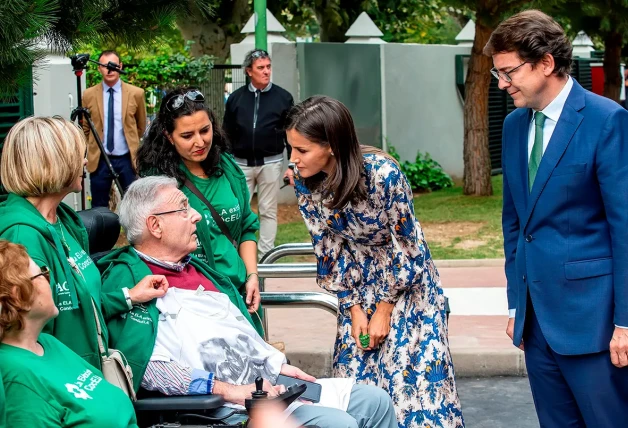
[77,207,120,255]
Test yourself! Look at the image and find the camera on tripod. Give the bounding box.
[69,53,126,207]
[70,54,90,71]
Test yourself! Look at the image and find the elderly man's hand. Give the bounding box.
[610,327,628,368]
[280,364,316,382]
[221,380,284,406]
[245,274,261,313]
[128,275,169,304]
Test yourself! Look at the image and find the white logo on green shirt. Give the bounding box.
[65,383,92,400]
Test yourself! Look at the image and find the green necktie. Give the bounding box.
[528,111,546,192]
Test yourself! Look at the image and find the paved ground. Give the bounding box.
[458,377,539,428]
[265,265,514,356]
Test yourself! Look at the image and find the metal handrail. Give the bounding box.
[260,291,338,315]
[258,263,317,278]
[259,243,315,265]
[258,243,318,339]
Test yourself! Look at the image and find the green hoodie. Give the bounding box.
[97,246,264,392]
[0,194,109,370]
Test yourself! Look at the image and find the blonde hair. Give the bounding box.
[1,116,86,196]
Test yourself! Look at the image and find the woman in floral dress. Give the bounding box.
[284,96,464,428]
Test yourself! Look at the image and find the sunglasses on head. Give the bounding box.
[166,90,205,112]
[250,50,269,59]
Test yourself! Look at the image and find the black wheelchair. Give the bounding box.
[79,207,309,428]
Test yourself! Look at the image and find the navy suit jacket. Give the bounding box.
[502,79,628,355]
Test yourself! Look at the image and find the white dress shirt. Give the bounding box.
[102,80,129,155]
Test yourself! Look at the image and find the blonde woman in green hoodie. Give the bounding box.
[0,116,165,370]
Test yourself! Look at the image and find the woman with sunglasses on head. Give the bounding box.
[0,116,166,371]
[136,88,264,335]
[286,96,464,428]
[0,240,138,427]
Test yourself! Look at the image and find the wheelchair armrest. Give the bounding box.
[134,394,225,412]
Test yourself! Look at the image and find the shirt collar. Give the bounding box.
[103,79,122,93]
[535,76,573,123]
[248,82,272,93]
[134,248,191,272]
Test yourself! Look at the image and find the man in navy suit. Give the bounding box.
[485,10,628,427]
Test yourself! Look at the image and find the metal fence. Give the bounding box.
[198,64,247,125]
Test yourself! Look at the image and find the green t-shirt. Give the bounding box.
[0,374,5,427]
[0,334,137,428]
[188,172,247,287]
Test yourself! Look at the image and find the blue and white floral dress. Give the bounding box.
[295,153,464,428]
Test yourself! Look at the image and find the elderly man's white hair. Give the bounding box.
[119,176,179,245]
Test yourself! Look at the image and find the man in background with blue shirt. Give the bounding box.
[82,50,146,208]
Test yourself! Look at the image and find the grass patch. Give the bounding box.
[275,175,504,260]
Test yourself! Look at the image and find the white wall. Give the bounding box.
[33,54,90,210]
[382,44,470,179]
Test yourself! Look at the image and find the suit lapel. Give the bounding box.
[96,83,104,126]
[522,80,585,229]
[518,110,531,210]
[121,81,129,125]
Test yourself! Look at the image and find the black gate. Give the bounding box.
[198,64,247,125]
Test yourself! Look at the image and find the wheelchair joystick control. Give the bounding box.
[251,377,268,400]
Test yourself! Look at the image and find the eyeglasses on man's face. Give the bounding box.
[151,202,190,218]
[166,90,205,112]
[490,61,531,83]
[31,265,51,282]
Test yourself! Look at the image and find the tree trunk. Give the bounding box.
[603,30,622,103]
[462,21,494,196]
[177,0,250,62]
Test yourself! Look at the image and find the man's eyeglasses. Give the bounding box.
[31,266,50,282]
[166,90,205,112]
[152,205,189,217]
[490,62,531,83]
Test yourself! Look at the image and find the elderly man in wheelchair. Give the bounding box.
[97,176,397,428]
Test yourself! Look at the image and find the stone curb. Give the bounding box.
[434,259,505,268]
[287,347,526,379]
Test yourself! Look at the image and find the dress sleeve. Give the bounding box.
[376,161,427,303]
[307,217,362,313]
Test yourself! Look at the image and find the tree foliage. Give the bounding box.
[177,0,466,61]
[273,0,466,44]
[82,32,214,114]
[0,0,214,95]
[543,0,628,102]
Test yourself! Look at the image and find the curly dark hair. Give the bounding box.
[136,87,230,183]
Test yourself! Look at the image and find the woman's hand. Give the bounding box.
[128,275,169,304]
[350,305,371,351]
[283,167,295,186]
[245,273,261,313]
[367,302,394,348]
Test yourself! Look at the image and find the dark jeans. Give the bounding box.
[89,153,136,208]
